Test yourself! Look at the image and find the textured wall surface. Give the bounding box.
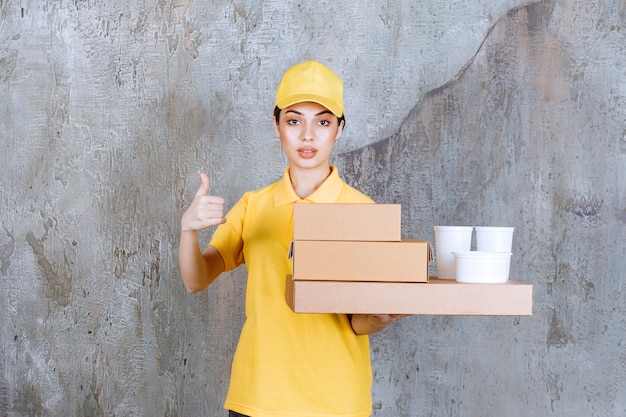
[1,0,625,416]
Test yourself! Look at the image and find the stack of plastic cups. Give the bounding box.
[474,226,515,279]
[475,227,515,252]
[433,226,473,279]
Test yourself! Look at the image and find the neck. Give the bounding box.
[289,165,332,199]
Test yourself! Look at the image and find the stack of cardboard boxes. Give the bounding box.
[286,204,532,315]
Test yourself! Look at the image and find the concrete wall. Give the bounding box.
[1,0,624,416]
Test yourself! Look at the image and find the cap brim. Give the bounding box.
[276,94,343,118]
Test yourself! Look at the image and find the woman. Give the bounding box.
[179,60,400,417]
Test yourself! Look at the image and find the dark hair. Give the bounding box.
[273,106,346,128]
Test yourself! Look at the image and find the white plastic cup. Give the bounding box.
[475,227,515,252]
[453,251,512,283]
[434,226,473,279]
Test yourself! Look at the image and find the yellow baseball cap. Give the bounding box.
[275,60,344,117]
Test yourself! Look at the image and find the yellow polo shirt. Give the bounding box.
[210,166,374,417]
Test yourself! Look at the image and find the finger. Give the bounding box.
[195,171,211,197]
[202,195,225,205]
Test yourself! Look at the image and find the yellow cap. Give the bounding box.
[275,60,344,117]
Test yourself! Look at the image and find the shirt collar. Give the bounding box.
[274,165,343,207]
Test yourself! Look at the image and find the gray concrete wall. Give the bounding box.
[1,0,624,416]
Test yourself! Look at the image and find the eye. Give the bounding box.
[318,119,331,126]
[287,119,300,125]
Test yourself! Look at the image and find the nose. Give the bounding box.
[302,122,313,141]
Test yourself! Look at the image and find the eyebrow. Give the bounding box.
[284,109,333,117]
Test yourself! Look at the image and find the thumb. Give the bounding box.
[195,171,211,197]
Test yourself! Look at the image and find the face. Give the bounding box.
[273,101,344,172]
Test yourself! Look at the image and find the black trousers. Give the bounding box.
[229,411,249,417]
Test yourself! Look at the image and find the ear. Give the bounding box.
[334,119,344,141]
[272,115,280,137]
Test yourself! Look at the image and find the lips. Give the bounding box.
[297,147,317,159]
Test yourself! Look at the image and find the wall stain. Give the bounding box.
[0,345,8,416]
[142,239,161,299]
[0,48,18,83]
[546,309,572,349]
[113,247,138,279]
[14,373,45,416]
[546,372,563,412]
[549,259,595,302]
[173,0,199,58]
[0,226,15,277]
[564,193,603,221]
[579,276,595,303]
[25,218,72,307]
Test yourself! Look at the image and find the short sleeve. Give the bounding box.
[209,193,248,271]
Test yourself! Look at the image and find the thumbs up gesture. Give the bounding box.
[181,171,226,232]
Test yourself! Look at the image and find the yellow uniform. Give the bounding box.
[210,166,374,417]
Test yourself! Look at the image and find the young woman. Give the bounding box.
[179,60,400,417]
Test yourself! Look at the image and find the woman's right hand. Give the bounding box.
[180,171,226,233]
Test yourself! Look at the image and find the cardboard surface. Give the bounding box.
[293,203,402,241]
[286,276,533,315]
[291,239,431,283]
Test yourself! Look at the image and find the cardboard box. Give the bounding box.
[293,203,401,241]
[291,239,432,283]
[285,276,533,316]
